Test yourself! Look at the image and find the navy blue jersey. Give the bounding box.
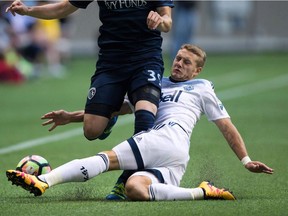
[69,0,174,62]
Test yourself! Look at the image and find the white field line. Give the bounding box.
[217,73,288,100]
[1,73,288,155]
[0,115,134,155]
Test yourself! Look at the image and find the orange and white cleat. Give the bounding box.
[199,181,236,200]
[6,170,48,196]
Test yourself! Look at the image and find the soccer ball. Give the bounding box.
[16,155,52,176]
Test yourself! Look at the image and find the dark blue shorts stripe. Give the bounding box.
[149,186,156,201]
[144,169,165,184]
[127,137,144,170]
[96,153,108,171]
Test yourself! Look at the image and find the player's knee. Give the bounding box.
[83,114,109,141]
[125,182,147,201]
[83,129,99,141]
[83,125,103,141]
[125,177,150,201]
[130,85,160,108]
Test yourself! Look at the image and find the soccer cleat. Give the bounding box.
[199,181,236,200]
[105,182,127,200]
[98,116,118,140]
[6,170,48,196]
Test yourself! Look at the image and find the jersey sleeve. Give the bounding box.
[153,0,174,8]
[69,1,93,9]
[201,81,230,121]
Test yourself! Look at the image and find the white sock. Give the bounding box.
[149,183,204,201]
[38,153,109,187]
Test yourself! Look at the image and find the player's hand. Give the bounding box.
[41,110,71,131]
[147,11,164,30]
[5,0,28,16]
[245,161,274,174]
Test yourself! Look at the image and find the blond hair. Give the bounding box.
[180,44,207,67]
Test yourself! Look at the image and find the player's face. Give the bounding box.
[171,49,202,81]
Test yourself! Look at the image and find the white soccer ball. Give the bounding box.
[16,155,52,176]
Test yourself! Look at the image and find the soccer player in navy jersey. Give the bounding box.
[6,0,173,139]
[6,44,273,201]
[6,0,173,199]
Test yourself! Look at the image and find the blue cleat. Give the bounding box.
[98,116,118,140]
[106,182,127,200]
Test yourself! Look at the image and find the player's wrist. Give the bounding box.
[241,156,252,166]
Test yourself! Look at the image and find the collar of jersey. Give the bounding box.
[169,76,188,83]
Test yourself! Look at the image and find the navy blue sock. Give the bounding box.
[134,109,155,134]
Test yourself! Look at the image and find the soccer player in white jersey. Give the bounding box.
[6,44,273,201]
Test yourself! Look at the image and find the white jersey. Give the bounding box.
[155,77,230,139]
[113,77,230,187]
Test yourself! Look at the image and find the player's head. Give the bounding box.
[171,44,206,81]
[181,44,206,67]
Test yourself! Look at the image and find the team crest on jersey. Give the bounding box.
[88,87,96,100]
[219,103,224,110]
[183,85,194,91]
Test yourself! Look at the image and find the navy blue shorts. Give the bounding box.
[85,57,164,116]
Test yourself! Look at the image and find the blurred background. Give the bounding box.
[1,0,288,83]
[67,0,288,55]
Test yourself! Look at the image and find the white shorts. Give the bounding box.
[130,171,160,184]
[112,122,190,186]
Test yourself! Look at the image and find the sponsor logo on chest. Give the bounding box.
[161,90,183,103]
[104,0,147,10]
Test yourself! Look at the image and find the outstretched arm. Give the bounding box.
[41,99,134,131]
[6,0,77,19]
[41,110,84,131]
[214,118,274,174]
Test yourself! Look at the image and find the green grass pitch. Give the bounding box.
[0,52,287,216]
